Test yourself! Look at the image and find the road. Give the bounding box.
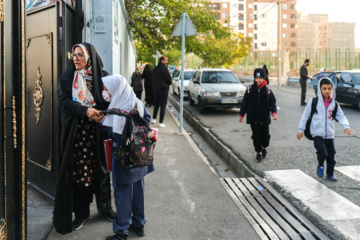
[170,84,360,239]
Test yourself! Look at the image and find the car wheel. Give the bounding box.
[189,96,195,106]
[198,97,206,114]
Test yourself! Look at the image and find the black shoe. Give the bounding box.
[262,148,267,159]
[72,216,90,231]
[301,102,307,106]
[256,153,262,161]
[129,224,145,237]
[105,233,128,240]
[104,209,117,222]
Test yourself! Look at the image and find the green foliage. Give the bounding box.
[125,0,251,67]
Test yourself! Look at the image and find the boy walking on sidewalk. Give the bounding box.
[239,68,277,161]
[297,77,354,181]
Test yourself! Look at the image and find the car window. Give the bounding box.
[353,73,360,84]
[201,71,239,84]
[195,71,201,82]
[340,73,352,83]
[183,71,195,80]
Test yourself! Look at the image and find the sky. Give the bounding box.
[296,0,360,48]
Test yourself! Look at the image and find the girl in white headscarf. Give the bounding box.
[101,74,154,240]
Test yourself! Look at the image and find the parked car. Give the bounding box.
[311,70,360,110]
[188,69,246,113]
[173,70,196,98]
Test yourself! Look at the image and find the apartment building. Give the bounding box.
[297,14,355,52]
[209,0,297,52]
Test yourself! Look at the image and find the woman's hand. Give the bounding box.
[86,108,103,121]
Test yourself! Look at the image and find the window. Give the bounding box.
[319,34,322,38]
[320,41,322,45]
[254,33,257,40]
[291,24,296,28]
[238,14,244,20]
[254,24,257,30]
[261,14,266,18]
[254,5,257,11]
[233,13,237,18]
[254,43,258,49]
[223,23,228,27]
[283,4,287,9]
[291,33,296,38]
[249,23,253,28]
[291,42,296,47]
[283,14,287,19]
[216,13,220,19]
[212,4,220,10]
[249,13,253,18]
[233,3,237,8]
[291,14,296,19]
[261,42,267,47]
[290,5,295,9]
[283,23,287,28]
[223,13,228,18]
[223,3,227,8]
[238,4,243,10]
[238,23,244,30]
[201,71,239,84]
[248,4,253,8]
[283,33,287,38]
[254,14,257,20]
[284,43,288,47]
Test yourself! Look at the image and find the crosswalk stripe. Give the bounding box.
[335,166,360,181]
[265,169,360,240]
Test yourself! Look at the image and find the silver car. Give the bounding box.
[173,70,196,98]
[188,69,246,113]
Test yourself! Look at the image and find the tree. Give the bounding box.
[125,0,235,65]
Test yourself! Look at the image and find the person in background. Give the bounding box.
[299,59,314,106]
[239,68,277,161]
[319,68,327,73]
[54,43,116,234]
[262,65,269,82]
[151,56,172,128]
[101,74,154,240]
[131,67,143,100]
[142,64,154,107]
[172,66,179,80]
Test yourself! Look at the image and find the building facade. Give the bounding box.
[209,0,298,53]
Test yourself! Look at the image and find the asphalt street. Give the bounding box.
[170,83,360,239]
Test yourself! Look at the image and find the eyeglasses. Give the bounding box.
[71,53,85,60]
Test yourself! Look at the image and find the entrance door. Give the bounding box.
[1,0,27,239]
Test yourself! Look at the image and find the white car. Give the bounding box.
[188,69,246,113]
[173,70,196,98]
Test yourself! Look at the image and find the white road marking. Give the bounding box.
[335,166,360,181]
[265,169,360,240]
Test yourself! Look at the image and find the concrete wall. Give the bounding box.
[85,0,136,81]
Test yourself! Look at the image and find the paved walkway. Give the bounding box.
[45,107,260,240]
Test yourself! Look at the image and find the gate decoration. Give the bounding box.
[33,67,44,125]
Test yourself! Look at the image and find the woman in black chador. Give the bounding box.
[141,64,154,107]
[53,43,115,234]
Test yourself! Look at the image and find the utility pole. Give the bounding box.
[277,1,281,89]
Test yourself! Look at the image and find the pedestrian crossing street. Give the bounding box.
[265,166,360,240]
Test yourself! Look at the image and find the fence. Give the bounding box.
[232,48,360,72]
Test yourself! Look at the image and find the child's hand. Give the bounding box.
[239,117,243,123]
[344,128,354,137]
[296,132,303,140]
[272,114,278,120]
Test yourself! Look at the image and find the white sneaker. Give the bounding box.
[151,119,156,124]
[159,123,166,128]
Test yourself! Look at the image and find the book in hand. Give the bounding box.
[103,139,113,172]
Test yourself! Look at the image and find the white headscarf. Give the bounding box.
[102,74,145,135]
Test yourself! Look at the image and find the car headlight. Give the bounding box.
[236,91,245,97]
[202,91,221,97]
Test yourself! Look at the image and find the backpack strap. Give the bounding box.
[247,85,252,93]
[310,97,318,118]
[265,85,271,95]
[102,108,131,117]
[332,101,339,122]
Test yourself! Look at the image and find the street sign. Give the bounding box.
[171,12,197,134]
[171,12,197,37]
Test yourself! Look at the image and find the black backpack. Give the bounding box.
[102,107,157,169]
[304,97,338,140]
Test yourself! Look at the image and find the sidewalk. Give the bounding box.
[46,107,260,240]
